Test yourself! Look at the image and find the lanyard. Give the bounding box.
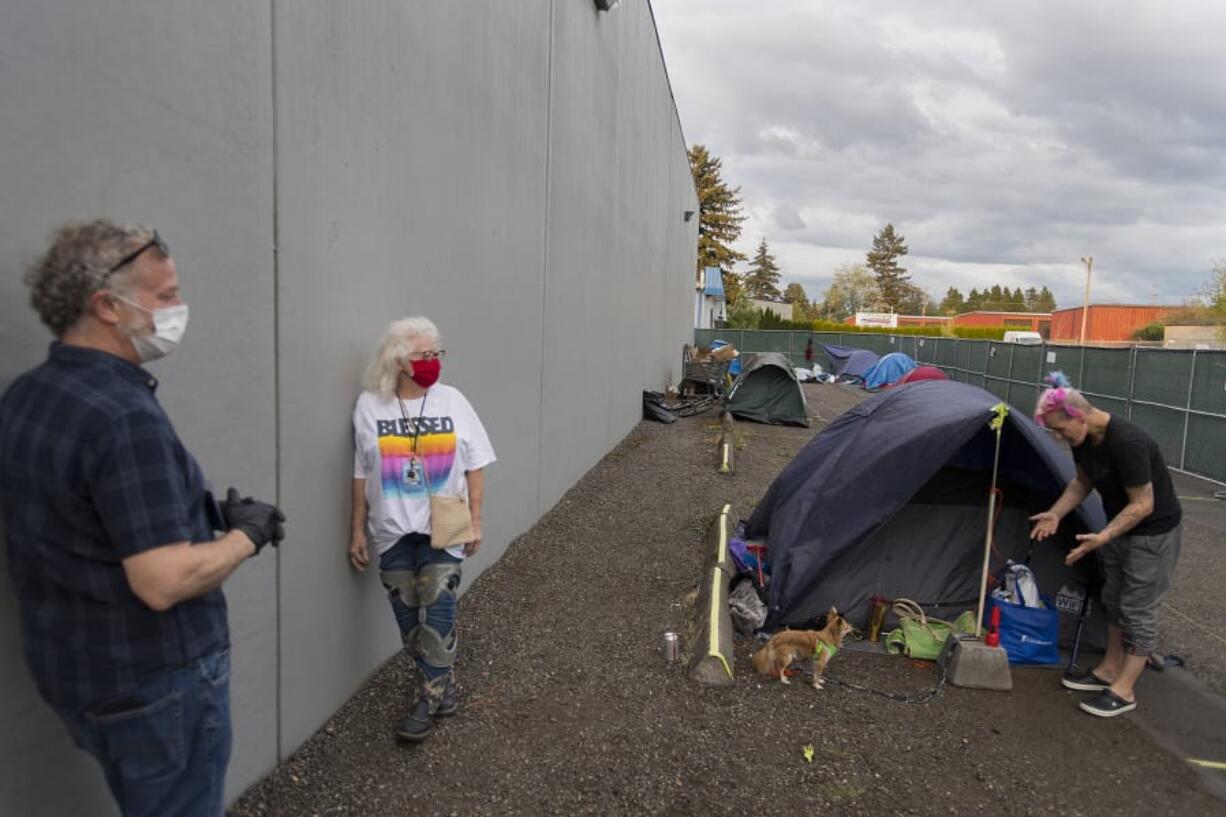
[396,391,429,459]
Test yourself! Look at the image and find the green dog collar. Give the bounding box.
[815,642,838,659]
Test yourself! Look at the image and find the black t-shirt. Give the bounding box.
[1072,415,1181,536]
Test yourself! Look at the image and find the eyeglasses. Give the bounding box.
[409,349,446,361]
[108,230,169,275]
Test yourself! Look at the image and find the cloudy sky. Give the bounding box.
[652,1,1226,311]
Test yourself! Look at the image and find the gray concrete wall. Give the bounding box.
[0,1,695,814]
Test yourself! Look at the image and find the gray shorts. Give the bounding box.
[1099,524,1181,655]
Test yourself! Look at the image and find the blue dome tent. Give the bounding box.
[862,352,917,390]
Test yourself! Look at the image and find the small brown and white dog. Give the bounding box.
[751,607,853,689]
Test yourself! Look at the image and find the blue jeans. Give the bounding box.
[56,647,232,817]
[379,533,462,682]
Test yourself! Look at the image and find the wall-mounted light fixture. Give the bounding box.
[683,210,695,222]
[595,0,621,11]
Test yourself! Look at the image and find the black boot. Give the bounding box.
[395,697,434,742]
[395,675,448,742]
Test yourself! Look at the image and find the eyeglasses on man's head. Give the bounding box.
[108,230,170,275]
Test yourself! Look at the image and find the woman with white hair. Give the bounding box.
[349,316,495,742]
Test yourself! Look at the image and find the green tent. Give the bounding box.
[724,352,809,427]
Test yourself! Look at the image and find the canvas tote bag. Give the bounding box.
[427,494,474,549]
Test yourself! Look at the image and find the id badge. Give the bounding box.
[402,457,422,488]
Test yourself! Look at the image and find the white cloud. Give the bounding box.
[654,0,1226,311]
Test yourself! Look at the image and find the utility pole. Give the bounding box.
[1079,256,1093,344]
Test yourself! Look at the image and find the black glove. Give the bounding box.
[221,487,286,555]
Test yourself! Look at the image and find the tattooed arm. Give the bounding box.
[1065,482,1154,565]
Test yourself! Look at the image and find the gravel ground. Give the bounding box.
[232,383,1224,817]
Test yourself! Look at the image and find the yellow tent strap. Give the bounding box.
[708,566,732,677]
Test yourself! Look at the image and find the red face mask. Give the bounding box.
[409,358,441,389]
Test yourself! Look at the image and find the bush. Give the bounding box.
[1130,322,1165,341]
[950,326,1007,340]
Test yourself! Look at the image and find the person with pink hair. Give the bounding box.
[1030,372,1182,717]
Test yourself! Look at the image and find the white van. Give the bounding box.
[1002,331,1043,345]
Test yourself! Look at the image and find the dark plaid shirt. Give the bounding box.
[0,343,228,711]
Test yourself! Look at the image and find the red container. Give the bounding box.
[985,606,1001,648]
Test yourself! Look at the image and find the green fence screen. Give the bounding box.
[692,328,1226,484]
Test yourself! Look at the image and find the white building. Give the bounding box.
[695,266,726,328]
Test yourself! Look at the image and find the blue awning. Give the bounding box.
[703,267,725,298]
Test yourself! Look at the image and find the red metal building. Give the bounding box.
[896,315,951,328]
[1049,305,1177,342]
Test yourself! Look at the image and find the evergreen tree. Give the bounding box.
[987,285,1005,310]
[1009,287,1026,311]
[966,288,983,311]
[939,286,966,315]
[744,238,783,300]
[1024,286,1039,312]
[865,224,910,311]
[688,144,747,304]
[722,270,745,308]
[1035,286,1057,312]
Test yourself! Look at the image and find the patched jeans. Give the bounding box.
[379,532,463,683]
[55,648,232,817]
[1100,525,1182,655]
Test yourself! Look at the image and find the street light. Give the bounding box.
[1079,256,1093,344]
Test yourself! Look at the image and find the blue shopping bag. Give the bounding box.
[986,595,1061,666]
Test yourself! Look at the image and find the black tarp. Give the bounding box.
[745,380,1108,639]
[724,352,809,427]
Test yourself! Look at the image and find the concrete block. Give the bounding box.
[940,634,1012,691]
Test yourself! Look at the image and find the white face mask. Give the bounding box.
[113,295,190,362]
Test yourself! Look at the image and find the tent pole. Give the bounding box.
[976,404,1010,637]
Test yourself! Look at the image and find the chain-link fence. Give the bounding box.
[694,329,1226,485]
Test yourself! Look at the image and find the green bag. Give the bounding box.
[882,599,977,661]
